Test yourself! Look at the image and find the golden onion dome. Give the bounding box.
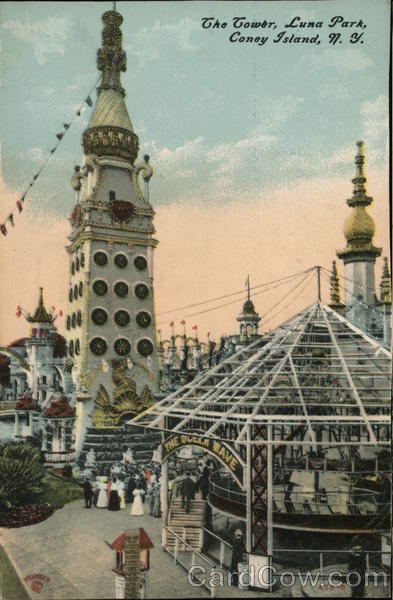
[337,142,382,260]
[344,206,375,245]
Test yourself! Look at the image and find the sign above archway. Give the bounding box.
[162,432,245,489]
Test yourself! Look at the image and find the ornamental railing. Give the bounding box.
[43,450,76,463]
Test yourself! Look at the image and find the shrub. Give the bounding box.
[0,441,45,509]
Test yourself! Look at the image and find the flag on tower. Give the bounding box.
[50,146,57,154]
[0,224,7,236]
[180,320,186,325]
[59,309,63,317]
[16,200,23,213]
[169,321,174,327]
[8,214,15,227]
[192,325,197,330]
[76,109,81,117]
[63,123,70,129]
[56,132,64,140]
[16,309,21,318]
[85,95,93,107]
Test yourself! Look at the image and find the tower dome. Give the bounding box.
[337,142,381,261]
[82,10,139,163]
[343,206,375,247]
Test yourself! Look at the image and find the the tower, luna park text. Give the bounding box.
[65,9,159,448]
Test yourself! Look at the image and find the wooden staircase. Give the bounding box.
[164,497,207,551]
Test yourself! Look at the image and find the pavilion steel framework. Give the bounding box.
[130,301,391,569]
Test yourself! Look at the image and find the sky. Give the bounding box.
[0,0,390,344]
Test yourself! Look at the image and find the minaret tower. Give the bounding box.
[65,9,159,420]
[336,141,382,332]
[328,261,346,315]
[237,276,261,340]
[379,257,391,348]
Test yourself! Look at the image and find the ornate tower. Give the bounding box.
[237,277,261,340]
[66,9,159,437]
[336,141,382,332]
[328,261,346,315]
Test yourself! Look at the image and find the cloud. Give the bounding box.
[305,48,373,73]
[2,16,74,65]
[124,18,200,70]
[360,95,388,159]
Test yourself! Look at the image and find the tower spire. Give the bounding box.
[337,141,381,260]
[329,261,345,312]
[380,257,391,304]
[82,7,139,163]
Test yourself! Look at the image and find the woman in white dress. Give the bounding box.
[96,480,109,508]
[118,479,126,509]
[130,488,145,516]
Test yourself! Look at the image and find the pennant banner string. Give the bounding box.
[0,73,102,237]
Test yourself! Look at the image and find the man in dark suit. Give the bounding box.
[181,472,194,514]
[82,479,92,508]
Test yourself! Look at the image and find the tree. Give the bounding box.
[0,441,45,509]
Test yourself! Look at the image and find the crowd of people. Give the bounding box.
[82,452,162,518]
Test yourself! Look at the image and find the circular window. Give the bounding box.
[114,281,129,298]
[79,282,83,297]
[93,280,108,296]
[114,310,130,327]
[71,313,76,328]
[94,251,108,267]
[135,283,149,300]
[69,288,73,302]
[136,311,151,328]
[75,339,80,355]
[92,308,108,326]
[66,316,71,330]
[90,337,107,356]
[114,253,128,269]
[134,256,147,271]
[76,257,80,272]
[69,340,74,357]
[71,262,75,275]
[77,310,82,327]
[81,253,85,268]
[114,338,131,356]
[137,338,154,357]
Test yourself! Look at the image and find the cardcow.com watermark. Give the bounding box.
[187,565,389,590]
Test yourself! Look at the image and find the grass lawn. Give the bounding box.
[0,544,30,600]
[33,473,83,509]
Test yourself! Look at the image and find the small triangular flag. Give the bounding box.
[0,224,7,236]
[8,214,15,227]
[59,309,63,317]
[63,123,70,129]
[33,173,39,181]
[56,132,64,140]
[21,192,26,202]
[50,146,57,154]
[16,200,23,213]
[76,109,81,117]
[85,95,93,107]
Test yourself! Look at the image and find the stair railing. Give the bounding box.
[162,524,217,597]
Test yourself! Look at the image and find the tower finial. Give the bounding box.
[329,261,345,312]
[353,140,367,198]
[380,257,391,304]
[82,6,139,163]
[337,142,381,260]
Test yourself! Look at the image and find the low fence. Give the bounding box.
[162,524,216,597]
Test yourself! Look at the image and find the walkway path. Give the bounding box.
[0,500,206,599]
[0,500,389,599]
